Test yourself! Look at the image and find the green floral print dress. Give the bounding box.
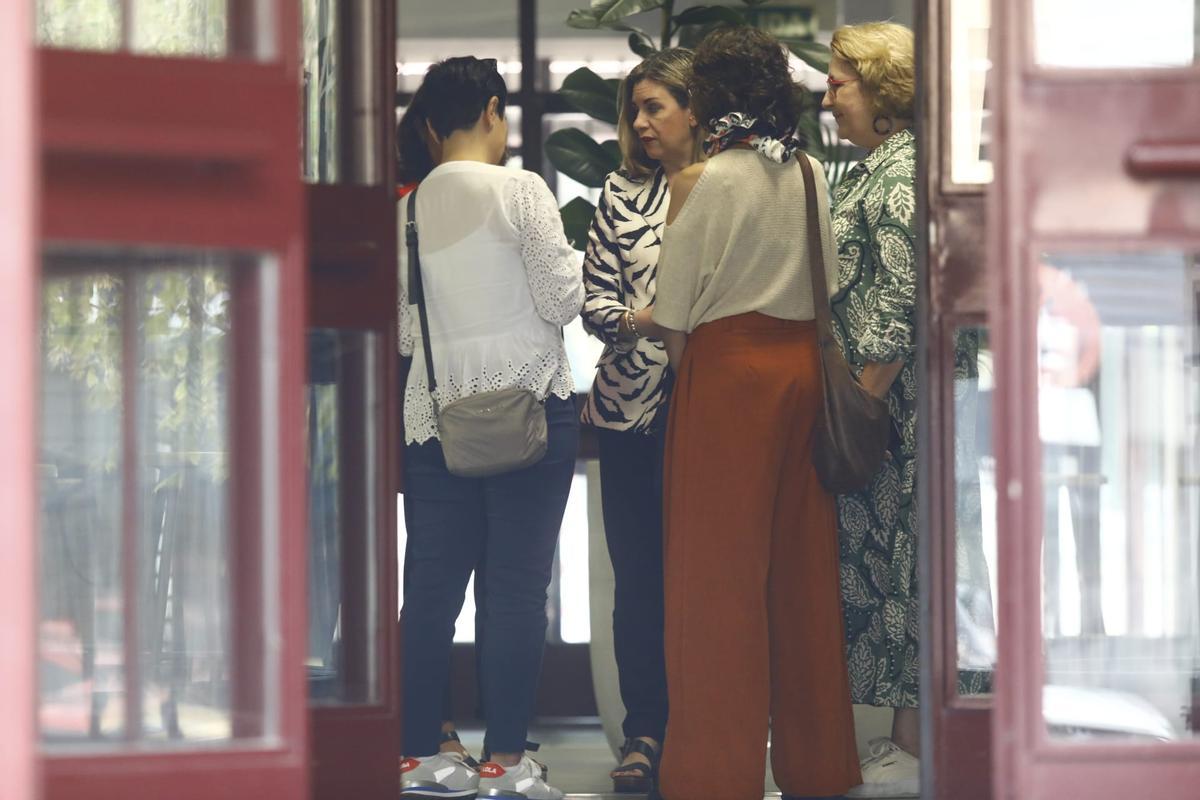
[829,130,922,708]
[830,130,991,708]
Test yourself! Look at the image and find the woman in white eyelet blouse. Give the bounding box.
[395,56,582,800]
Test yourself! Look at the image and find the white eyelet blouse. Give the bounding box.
[397,161,584,445]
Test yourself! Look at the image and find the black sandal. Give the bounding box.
[612,737,660,794]
[440,729,480,769]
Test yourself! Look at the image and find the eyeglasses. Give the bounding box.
[825,76,859,97]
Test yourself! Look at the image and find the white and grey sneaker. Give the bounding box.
[477,755,564,800]
[400,752,480,798]
[846,737,920,798]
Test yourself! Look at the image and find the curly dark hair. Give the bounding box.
[689,26,804,136]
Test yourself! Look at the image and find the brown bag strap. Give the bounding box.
[796,154,834,344]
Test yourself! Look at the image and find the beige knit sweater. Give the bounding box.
[652,148,838,334]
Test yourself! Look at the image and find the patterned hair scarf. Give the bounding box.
[703,111,802,163]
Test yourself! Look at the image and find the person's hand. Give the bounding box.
[633,306,666,340]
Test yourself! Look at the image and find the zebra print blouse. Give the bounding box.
[580,168,672,433]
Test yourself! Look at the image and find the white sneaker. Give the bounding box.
[477,755,564,800]
[845,737,920,798]
[401,752,480,798]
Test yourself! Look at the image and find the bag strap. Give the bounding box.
[797,154,835,345]
[405,188,441,414]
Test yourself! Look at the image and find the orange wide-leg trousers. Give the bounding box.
[658,313,862,800]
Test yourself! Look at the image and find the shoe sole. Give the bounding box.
[477,790,561,800]
[401,785,478,798]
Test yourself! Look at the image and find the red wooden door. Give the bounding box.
[1,5,37,800]
[989,1,1200,798]
[36,3,308,799]
[302,2,400,798]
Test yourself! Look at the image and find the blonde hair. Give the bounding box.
[617,48,705,180]
[830,22,915,121]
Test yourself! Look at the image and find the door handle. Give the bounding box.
[1125,140,1200,178]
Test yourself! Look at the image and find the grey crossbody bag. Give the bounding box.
[405,188,548,477]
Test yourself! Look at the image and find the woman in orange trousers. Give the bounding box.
[650,26,861,800]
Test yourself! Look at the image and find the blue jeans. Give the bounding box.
[400,395,579,756]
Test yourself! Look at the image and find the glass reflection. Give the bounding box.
[949,0,992,183]
[36,0,234,58]
[307,329,380,705]
[1034,0,1198,68]
[955,327,997,694]
[1038,251,1200,740]
[39,249,273,746]
[302,0,341,183]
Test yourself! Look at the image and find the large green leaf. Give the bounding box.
[546,128,621,188]
[628,30,656,57]
[598,0,666,25]
[783,38,830,74]
[601,139,623,166]
[560,196,598,252]
[559,67,621,125]
[673,5,744,27]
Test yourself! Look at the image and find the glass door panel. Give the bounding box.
[1036,250,1200,741]
[1033,0,1198,68]
[302,0,341,183]
[948,0,993,184]
[954,326,998,696]
[39,247,280,747]
[307,329,381,706]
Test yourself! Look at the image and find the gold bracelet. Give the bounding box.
[626,309,641,339]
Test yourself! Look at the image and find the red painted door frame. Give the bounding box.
[989,1,1200,798]
[306,2,401,798]
[0,5,37,800]
[38,4,309,799]
[918,1,993,797]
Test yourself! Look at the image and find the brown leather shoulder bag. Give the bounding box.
[797,153,891,494]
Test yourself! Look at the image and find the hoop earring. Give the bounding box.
[873,115,894,135]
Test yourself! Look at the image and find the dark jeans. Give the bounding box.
[401,395,578,757]
[596,425,668,744]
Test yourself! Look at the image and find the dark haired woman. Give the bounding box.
[580,47,703,794]
[396,56,582,800]
[650,27,861,800]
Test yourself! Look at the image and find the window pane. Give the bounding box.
[1038,251,1200,740]
[129,0,227,58]
[36,0,274,60]
[40,272,126,741]
[39,247,279,747]
[955,326,998,695]
[307,329,380,705]
[1034,0,1199,68]
[949,0,993,183]
[35,0,121,52]
[302,0,340,183]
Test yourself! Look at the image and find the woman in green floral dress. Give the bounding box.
[823,22,923,798]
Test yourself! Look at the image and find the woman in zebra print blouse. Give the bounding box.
[579,48,704,794]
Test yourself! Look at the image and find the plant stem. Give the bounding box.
[660,0,674,49]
